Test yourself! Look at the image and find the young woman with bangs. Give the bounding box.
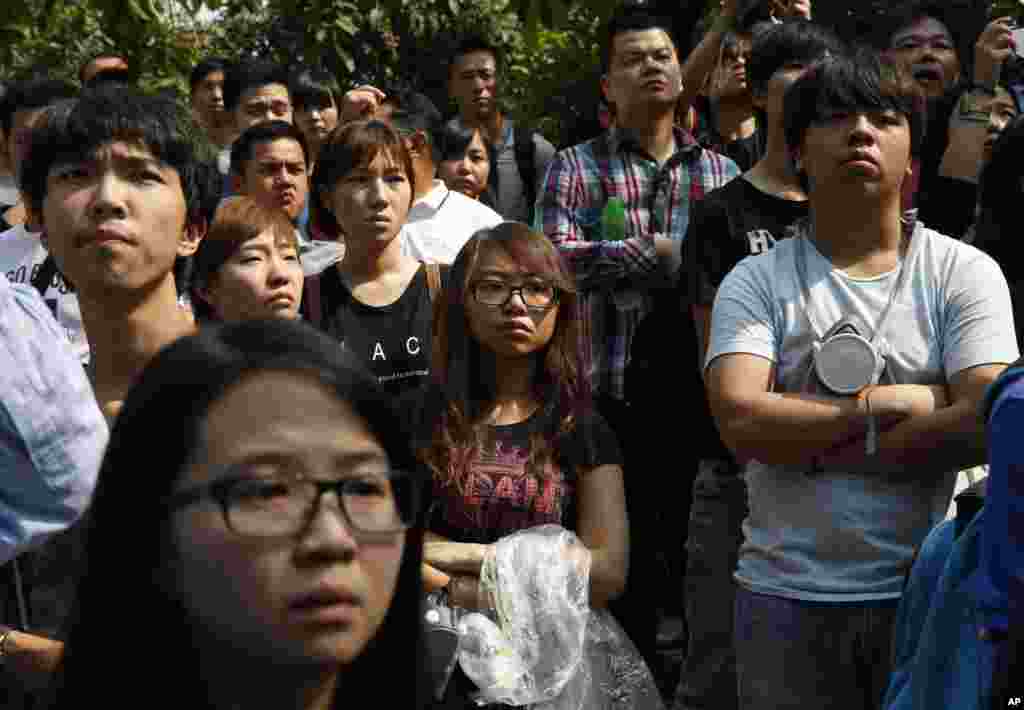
[308,119,445,397]
[191,195,305,323]
[412,222,628,665]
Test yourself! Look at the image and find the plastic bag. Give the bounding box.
[457,525,664,710]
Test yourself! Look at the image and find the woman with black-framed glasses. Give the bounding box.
[46,318,430,710]
[409,222,636,707]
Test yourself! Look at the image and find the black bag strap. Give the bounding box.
[31,254,58,298]
[513,124,539,223]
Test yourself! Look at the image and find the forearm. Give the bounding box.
[873,399,986,474]
[678,17,732,120]
[716,391,871,465]
[588,547,628,608]
[2,629,63,691]
[423,533,488,575]
[550,230,661,288]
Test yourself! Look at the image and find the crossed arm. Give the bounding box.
[704,351,1004,477]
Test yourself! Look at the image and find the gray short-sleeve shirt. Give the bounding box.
[706,222,1019,601]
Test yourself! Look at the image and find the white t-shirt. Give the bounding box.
[706,221,1019,601]
[0,226,89,364]
[400,180,503,264]
[0,175,18,208]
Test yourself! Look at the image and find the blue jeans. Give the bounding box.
[734,588,899,710]
[673,459,748,710]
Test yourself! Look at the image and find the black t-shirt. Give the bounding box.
[317,265,436,397]
[680,176,809,463]
[426,409,621,545]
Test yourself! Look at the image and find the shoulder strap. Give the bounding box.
[425,262,442,304]
[303,274,323,329]
[514,125,539,222]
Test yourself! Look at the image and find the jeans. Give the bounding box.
[734,588,899,710]
[673,459,747,710]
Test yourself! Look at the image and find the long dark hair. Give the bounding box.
[417,222,592,492]
[47,319,428,709]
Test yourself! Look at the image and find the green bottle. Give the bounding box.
[602,197,626,241]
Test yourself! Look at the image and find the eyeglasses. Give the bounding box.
[165,467,420,539]
[471,278,559,310]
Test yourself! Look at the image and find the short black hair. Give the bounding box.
[190,57,230,95]
[602,4,677,73]
[382,88,443,164]
[0,77,77,137]
[784,50,926,159]
[448,35,503,76]
[289,67,341,112]
[748,20,846,97]
[438,121,495,164]
[223,60,289,113]
[229,120,309,175]
[20,86,201,219]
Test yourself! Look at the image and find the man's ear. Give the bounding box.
[229,173,242,194]
[179,215,206,257]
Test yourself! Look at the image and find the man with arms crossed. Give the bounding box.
[705,51,1018,710]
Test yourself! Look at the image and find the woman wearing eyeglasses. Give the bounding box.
[411,223,632,707]
[44,319,429,710]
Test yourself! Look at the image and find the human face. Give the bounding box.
[235,84,293,134]
[889,17,960,99]
[9,107,47,179]
[238,138,308,222]
[38,140,195,298]
[169,371,405,667]
[603,29,682,117]
[438,131,490,200]
[327,151,411,247]
[192,70,226,134]
[295,95,339,153]
[205,229,304,322]
[449,50,499,121]
[984,88,1018,163]
[796,109,912,199]
[711,37,751,101]
[465,245,560,360]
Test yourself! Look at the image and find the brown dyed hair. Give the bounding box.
[418,222,591,492]
[190,195,299,320]
[309,119,416,240]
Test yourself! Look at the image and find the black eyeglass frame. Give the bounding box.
[163,469,422,539]
[470,280,561,311]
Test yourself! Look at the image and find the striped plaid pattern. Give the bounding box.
[538,126,739,400]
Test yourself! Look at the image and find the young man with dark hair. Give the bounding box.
[446,35,556,224]
[21,86,205,418]
[0,86,207,698]
[659,20,844,710]
[230,121,309,224]
[189,56,233,172]
[229,120,341,275]
[376,87,501,264]
[704,51,1016,709]
[0,78,86,364]
[540,4,739,668]
[223,60,293,138]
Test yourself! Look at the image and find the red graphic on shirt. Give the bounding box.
[434,440,571,542]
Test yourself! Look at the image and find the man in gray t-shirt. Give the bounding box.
[446,36,556,223]
[705,53,1017,710]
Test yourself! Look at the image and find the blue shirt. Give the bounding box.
[0,276,107,564]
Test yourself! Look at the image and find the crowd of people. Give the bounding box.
[0,0,1021,708]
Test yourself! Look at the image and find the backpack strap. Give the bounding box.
[425,262,442,304]
[513,125,539,224]
[303,274,323,329]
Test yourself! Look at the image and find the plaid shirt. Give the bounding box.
[538,126,739,401]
